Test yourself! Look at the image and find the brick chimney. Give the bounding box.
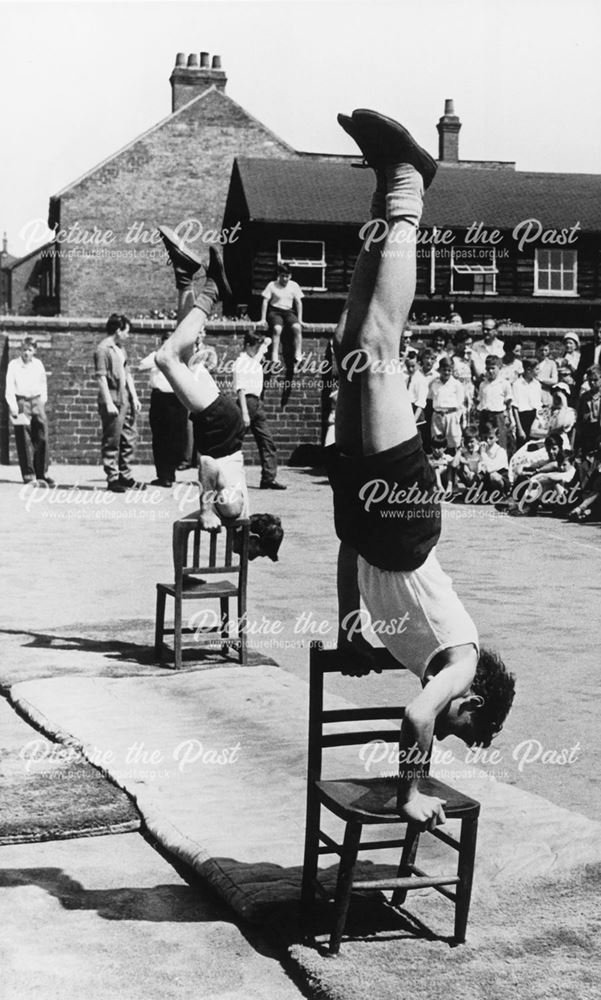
[170,52,227,112]
[436,99,462,162]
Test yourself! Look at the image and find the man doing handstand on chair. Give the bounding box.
[155,229,283,563]
[327,110,515,829]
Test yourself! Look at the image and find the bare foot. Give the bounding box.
[200,510,222,532]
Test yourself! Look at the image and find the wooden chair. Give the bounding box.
[301,642,480,954]
[154,511,249,669]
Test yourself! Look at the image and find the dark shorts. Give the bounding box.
[267,307,300,331]
[324,435,442,572]
[190,395,245,459]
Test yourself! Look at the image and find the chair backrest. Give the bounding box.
[308,642,410,784]
[172,512,250,596]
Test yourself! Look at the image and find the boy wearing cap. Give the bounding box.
[327,109,515,829]
[562,333,581,376]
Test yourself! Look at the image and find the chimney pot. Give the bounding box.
[212,55,222,69]
[187,53,199,67]
[175,52,186,67]
[436,98,462,163]
[200,51,210,68]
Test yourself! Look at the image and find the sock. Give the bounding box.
[370,170,387,219]
[193,278,219,317]
[385,164,424,227]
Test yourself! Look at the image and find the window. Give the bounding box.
[534,249,577,296]
[277,240,326,291]
[450,247,497,295]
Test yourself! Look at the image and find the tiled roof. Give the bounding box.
[234,157,601,231]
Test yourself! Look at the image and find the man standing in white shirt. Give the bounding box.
[471,319,505,378]
[5,337,54,485]
[232,332,286,490]
[260,265,303,366]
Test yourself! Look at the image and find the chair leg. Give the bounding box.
[173,595,183,670]
[329,821,362,956]
[454,815,479,944]
[238,591,248,666]
[220,596,229,658]
[301,792,321,914]
[391,821,421,907]
[154,589,166,661]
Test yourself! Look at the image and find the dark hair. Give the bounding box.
[277,264,291,277]
[22,337,37,350]
[106,313,130,335]
[243,331,264,348]
[463,426,479,443]
[522,358,535,371]
[431,436,446,450]
[482,422,498,437]
[544,432,564,460]
[249,513,283,562]
[587,364,601,378]
[470,647,516,747]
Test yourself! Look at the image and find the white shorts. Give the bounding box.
[357,549,479,679]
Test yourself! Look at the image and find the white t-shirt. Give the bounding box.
[478,376,513,412]
[232,352,264,397]
[428,375,465,411]
[512,376,542,412]
[358,550,479,679]
[262,280,303,311]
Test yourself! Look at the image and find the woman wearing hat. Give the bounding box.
[562,333,581,375]
[548,382,576,439]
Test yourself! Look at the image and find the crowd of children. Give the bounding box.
[397,322,601,521]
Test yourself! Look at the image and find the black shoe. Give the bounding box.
[39,475,56,487]
[177,461,192,471]
[158,225,203,286]
[337,112,379,169]
[342,109,437,188]
[119,477,147,490]
[150,479,173,488]
[260,481,287,490]
[205,246,233,302]
[23,475,36,484]
[107,480,127,493]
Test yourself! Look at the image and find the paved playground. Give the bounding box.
[1,461,600,999]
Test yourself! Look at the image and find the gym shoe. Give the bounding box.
[158,225,203,287]
[118,477,147,490]
[260,481,287,490]
[107,480,127,493]
[205,246,232,302]
[345,109,437,188]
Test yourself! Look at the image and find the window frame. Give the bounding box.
[533,249,578,297]
[277,239,326,292]
[449,247,498,296]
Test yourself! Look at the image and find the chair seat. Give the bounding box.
[156,579,239,599]
[316,775,480,824]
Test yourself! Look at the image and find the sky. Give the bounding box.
[1,0,600,257]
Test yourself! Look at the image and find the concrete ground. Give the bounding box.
[1,460,600,998]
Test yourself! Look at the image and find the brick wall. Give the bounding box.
[51,88,297,318]
[0,317,334,469]
[1,317,594,471]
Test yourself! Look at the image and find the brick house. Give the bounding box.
[12,53,301,318]
[223,101,601,327]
